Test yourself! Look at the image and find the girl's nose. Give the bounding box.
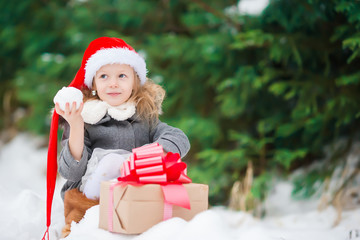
[109,77,119,87]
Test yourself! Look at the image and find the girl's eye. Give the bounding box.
[100,74,107,79]
[119,74,126,78]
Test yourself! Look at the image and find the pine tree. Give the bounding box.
[2,0,360,206]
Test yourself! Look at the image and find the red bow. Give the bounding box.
[118,143,192,184]
[117,143,192,211]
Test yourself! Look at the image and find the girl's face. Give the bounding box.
[93,63,135,106]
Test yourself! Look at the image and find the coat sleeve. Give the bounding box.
[57,122,92,182]
[150,120,190,158]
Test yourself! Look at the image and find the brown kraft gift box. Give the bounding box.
[99,181,209,234]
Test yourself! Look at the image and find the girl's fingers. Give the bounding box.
[72,102,77,113]
[77,102,84,113]
[65,102,70,115]
[72,101,83,114]
[54,103,59,113]
[55,103,64,116]
[56,102,83,118]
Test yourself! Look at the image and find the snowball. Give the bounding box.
[53,87,83,111]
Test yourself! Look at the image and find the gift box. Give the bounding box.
[99,181,208,234]
[98,143,209,234]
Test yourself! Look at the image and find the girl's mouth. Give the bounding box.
[107,93,120,97]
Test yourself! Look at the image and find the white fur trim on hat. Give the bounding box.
[84,48,147,88]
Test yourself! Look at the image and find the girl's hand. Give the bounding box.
[55,101,84,127]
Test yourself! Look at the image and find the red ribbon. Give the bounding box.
[116,143,192,217]
[118,143,192,186]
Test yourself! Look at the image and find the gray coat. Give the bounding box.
[58,114,190,199]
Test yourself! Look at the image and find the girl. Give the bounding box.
[43,37,190,239]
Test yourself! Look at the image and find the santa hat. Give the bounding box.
[42,37,147,239]
[72,37,147,89]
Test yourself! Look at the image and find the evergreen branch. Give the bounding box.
[189,0,242,31]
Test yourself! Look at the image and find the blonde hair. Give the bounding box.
[82,71,165,125]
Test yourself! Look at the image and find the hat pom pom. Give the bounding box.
[53,87,83,111]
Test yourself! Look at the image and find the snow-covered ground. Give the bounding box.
[0,133,358,240]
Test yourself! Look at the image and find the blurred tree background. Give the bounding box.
[1,0,360,208]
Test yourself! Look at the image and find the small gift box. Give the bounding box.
[98,143,209,234]
[99,182,208,234]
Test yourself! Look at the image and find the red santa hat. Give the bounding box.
[43,37,147,239]
[70,36,147,89]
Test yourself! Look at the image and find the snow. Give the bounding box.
[0,133,358,240]
[264,182,319,216]
[238,0,269,15]
[53,87,83,111]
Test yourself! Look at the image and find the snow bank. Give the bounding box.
[0,133,358,240]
